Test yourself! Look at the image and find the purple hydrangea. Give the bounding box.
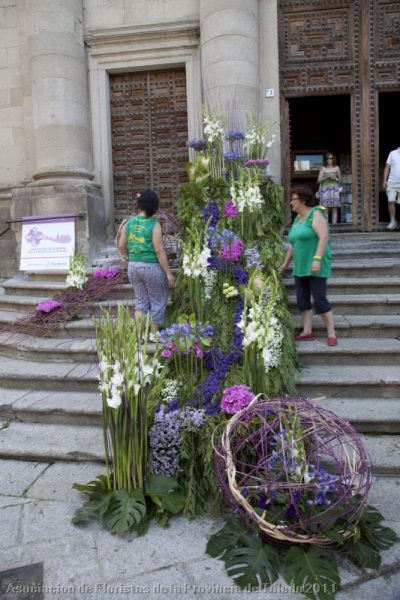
[221,384,255,414]
[219,239,244,262]
[36,300,62,314]
[224,151,244,161]
[225,130,245,141]
[244,247,263,270]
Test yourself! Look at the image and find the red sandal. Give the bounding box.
[327,336,338,346]
[294,332,316,341]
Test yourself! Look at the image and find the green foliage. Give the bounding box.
[206,517,253,558]
[72,472,186,534]
[104,489,147,534]
[145,473,186,514]
[344,505,397,569]
[174,181,205,231]
[283,546,340,600]
[225,542,279,588]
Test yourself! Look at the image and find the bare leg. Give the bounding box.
[300,309,313,335]
[388,202,396,221]
[320,310,336,337]
[332,208,338,225]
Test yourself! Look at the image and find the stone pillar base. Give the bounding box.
[9,183,106,274]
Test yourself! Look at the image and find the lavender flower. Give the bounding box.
[225,130,245,141]
[244,247,263,270]
[243,158,270,167]
[224,151,244,161]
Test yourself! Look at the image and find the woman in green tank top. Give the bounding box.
[118,189,176,332]
[280,185,337,346]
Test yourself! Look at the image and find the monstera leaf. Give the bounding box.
[104,489,146,534]
[206,517,255,559]
[283,546,340,600]
[224,537,279,589]
[145,473,186,514]
[359,505,398,551]
[71,475,112,524]
[346,537,381,570]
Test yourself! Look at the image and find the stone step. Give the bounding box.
[0,332,97,362]
[2,278,133,301]
[0,355,98,392]
[283,276,400,295]
[289,293,400,315]
[0,421,104,462]
[0,389,102,426]
[331,246,400,260]
[297,365,400,398]
[293,314,400,338]
[314,397,400,433]
[330,258,400,277]
[2,387,399,433]
[297,337,400,365]
[0,420,398,474]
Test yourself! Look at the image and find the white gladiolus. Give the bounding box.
[203,115,224,143]
[238,300,283,372]
[182,245,211,279]
[107,390,122,409]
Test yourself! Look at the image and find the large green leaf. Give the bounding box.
[283,546,340,600]
[72,474,111,496]
[224,541,279,588]
[359,505,398,551]
[346,538,381,570]
[206,517,254,559]
[71,490,112,525]
[145,473,186,514]
[104,489,146,534]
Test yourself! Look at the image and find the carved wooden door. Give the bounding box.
[110,68,188,224]
[278,0,400,230]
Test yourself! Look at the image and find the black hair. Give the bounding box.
[136,189,159,217]
[291,185,317,207]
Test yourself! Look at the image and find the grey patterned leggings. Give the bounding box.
[127,262,169,325]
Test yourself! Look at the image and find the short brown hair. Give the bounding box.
[324,153,337,166]
[291,185,317,207]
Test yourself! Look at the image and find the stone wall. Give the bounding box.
[0,0,281,280]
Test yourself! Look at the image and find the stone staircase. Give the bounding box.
[0,233,399,477]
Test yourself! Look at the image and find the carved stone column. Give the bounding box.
[200,0,259,126]
[26,0,92,183]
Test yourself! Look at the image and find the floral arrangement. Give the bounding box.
[72,307,187,532]
[92,267,119,280]
[209,396,397,597]
[220,384,254,414]
[66,252,88,289]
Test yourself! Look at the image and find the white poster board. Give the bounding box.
[20,216,75,271]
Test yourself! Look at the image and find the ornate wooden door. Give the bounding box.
[278,0,400,230]
[110,68,188,224]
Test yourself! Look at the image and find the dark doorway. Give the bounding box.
[378,91,400,224]
[288,95,352,224]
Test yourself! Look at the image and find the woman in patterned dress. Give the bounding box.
[317,153,342,225]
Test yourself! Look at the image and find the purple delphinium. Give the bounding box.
[186,138,207,151]
[226,130,245,141]
[201,201,219,228]
[92,268,119,280]
[36,299,62,314]
[224,151,244,161]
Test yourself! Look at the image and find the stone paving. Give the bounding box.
[0,459,399,600]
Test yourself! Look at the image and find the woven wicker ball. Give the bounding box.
[214,396,372,546]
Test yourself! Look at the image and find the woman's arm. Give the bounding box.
[279,244,293,274]
[336,166,342,181]
[117,225,128,259]
[311,211,329,273]
[317,167,324,183]
[152,223,176,287]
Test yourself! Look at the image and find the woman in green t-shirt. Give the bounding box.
[118,189,176,332]
[280,185,337,346]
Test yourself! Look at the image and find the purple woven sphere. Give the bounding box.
[214,396,372,545]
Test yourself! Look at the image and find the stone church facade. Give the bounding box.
[0,0,399,279]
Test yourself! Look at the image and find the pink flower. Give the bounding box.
[219,239,244,261]
[36,300,62,314]
[161,349,172,358]
[92,268,119,280]
[224,200,239,218]
[194,344,204,358]
[221,384,255,414]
